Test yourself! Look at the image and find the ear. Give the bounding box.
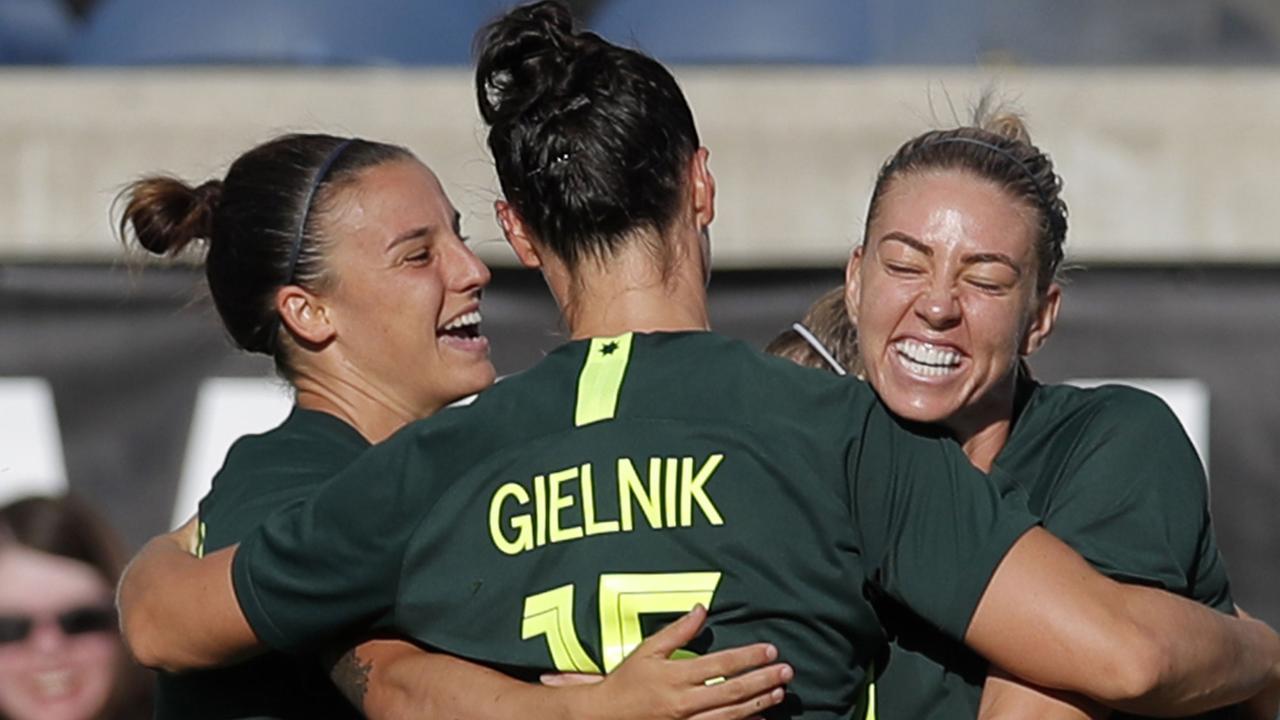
[1021,282,1061,355]
[496,200,542,270]
[844,246,865,324]
[690,147,716,228]
[275,285,336,346]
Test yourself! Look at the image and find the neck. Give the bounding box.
[291,369,426,444]
[952,419,1011,472]
[945,378,1020,472]
[545,230,711,339]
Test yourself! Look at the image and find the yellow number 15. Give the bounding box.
[521,571,722,673]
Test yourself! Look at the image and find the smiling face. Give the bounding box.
[315,159,496,418]
[0,547,120,720]
[847,169,1059,439]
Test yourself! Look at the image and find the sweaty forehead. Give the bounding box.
[872,170,1038,260]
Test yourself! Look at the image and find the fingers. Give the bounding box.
[690,663,792,709]
[635,604,708,659]
[679,642,778,682]
[541,672,604,687]
[688,684,788,720]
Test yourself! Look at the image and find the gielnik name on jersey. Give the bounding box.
[488,454,726,556]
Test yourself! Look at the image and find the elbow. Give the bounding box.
[1091,628,1169,706]
[118,592,193,674]
[120,608,180,673]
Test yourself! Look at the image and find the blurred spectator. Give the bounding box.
[0,496,152,720]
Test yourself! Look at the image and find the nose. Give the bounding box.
[446,236,491,295]
[26,621,69,654]
[914,282,961,329]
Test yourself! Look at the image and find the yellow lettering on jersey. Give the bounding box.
[490,454,726,556]
[490,482,535,555]
[618,457,663,532]
[548,467,584,543]
[663,457,679,528]
[534,473,547,548]
[581,463,620,536]
[681,454,724,527]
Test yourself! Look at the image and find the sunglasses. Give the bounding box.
[0,606,117,646]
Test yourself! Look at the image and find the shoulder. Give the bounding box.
[1033,382,1188,441]
[1031,383,1208,504]
[201,410,370,546]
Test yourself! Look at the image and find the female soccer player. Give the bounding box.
[118,133,784,720]
[837,109,1268,719]
[117,4,1280,718]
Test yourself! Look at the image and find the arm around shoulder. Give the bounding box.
[117,532,262,672]
[966,527,1280,716]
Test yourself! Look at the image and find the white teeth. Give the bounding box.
[34,669,73,697]
[442,310,482,330]
[893,340,962,375]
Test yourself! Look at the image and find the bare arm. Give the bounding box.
[978,668,1107,720]
[966,527,1280,716]
[116,534,260,672]
[335,606,791,720]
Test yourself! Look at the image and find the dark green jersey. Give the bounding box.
[156,407,368,720]
[873,380,1236,720]
[233,332,1038,719]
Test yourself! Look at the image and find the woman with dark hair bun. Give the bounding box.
[117,133,499,719]
[115,3,1280,718]
[117,131,789,720]
[0,495,152,720]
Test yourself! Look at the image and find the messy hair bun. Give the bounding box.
[474,0,700,268]
[476,0,589,126]
[118,177,222,258]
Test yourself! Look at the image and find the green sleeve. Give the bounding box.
[1040,388,1234,611]
[231,430,428,654]
[850,403,1039,642]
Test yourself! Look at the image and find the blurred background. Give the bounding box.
[2,0,1278,638]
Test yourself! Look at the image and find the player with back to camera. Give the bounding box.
[116,3,1280,718]
[117,132,789,720]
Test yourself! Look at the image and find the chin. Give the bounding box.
[883,394,955,425]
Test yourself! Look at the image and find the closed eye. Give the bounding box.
[884,262,924,275]
[404,248,433,264]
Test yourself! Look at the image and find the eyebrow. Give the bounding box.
[879,231,932,256]
[386,211,463,252]
[961,252,1022,276]
[388,226,432,251]
[881,232,1023,276]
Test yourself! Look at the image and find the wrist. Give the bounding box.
[561,684,602,720]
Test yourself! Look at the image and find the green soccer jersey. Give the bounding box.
[872,380,1236,720]
[232,332,1038,719]
[155,407,369,720]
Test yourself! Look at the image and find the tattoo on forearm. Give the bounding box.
[331,647,374,711]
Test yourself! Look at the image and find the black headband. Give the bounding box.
[284,138,356,285]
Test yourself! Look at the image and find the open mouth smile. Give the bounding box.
[439,310,489,353]
[893,339,962,377]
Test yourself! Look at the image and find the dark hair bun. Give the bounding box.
[117,177,223,257]
[475,0,589,126]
